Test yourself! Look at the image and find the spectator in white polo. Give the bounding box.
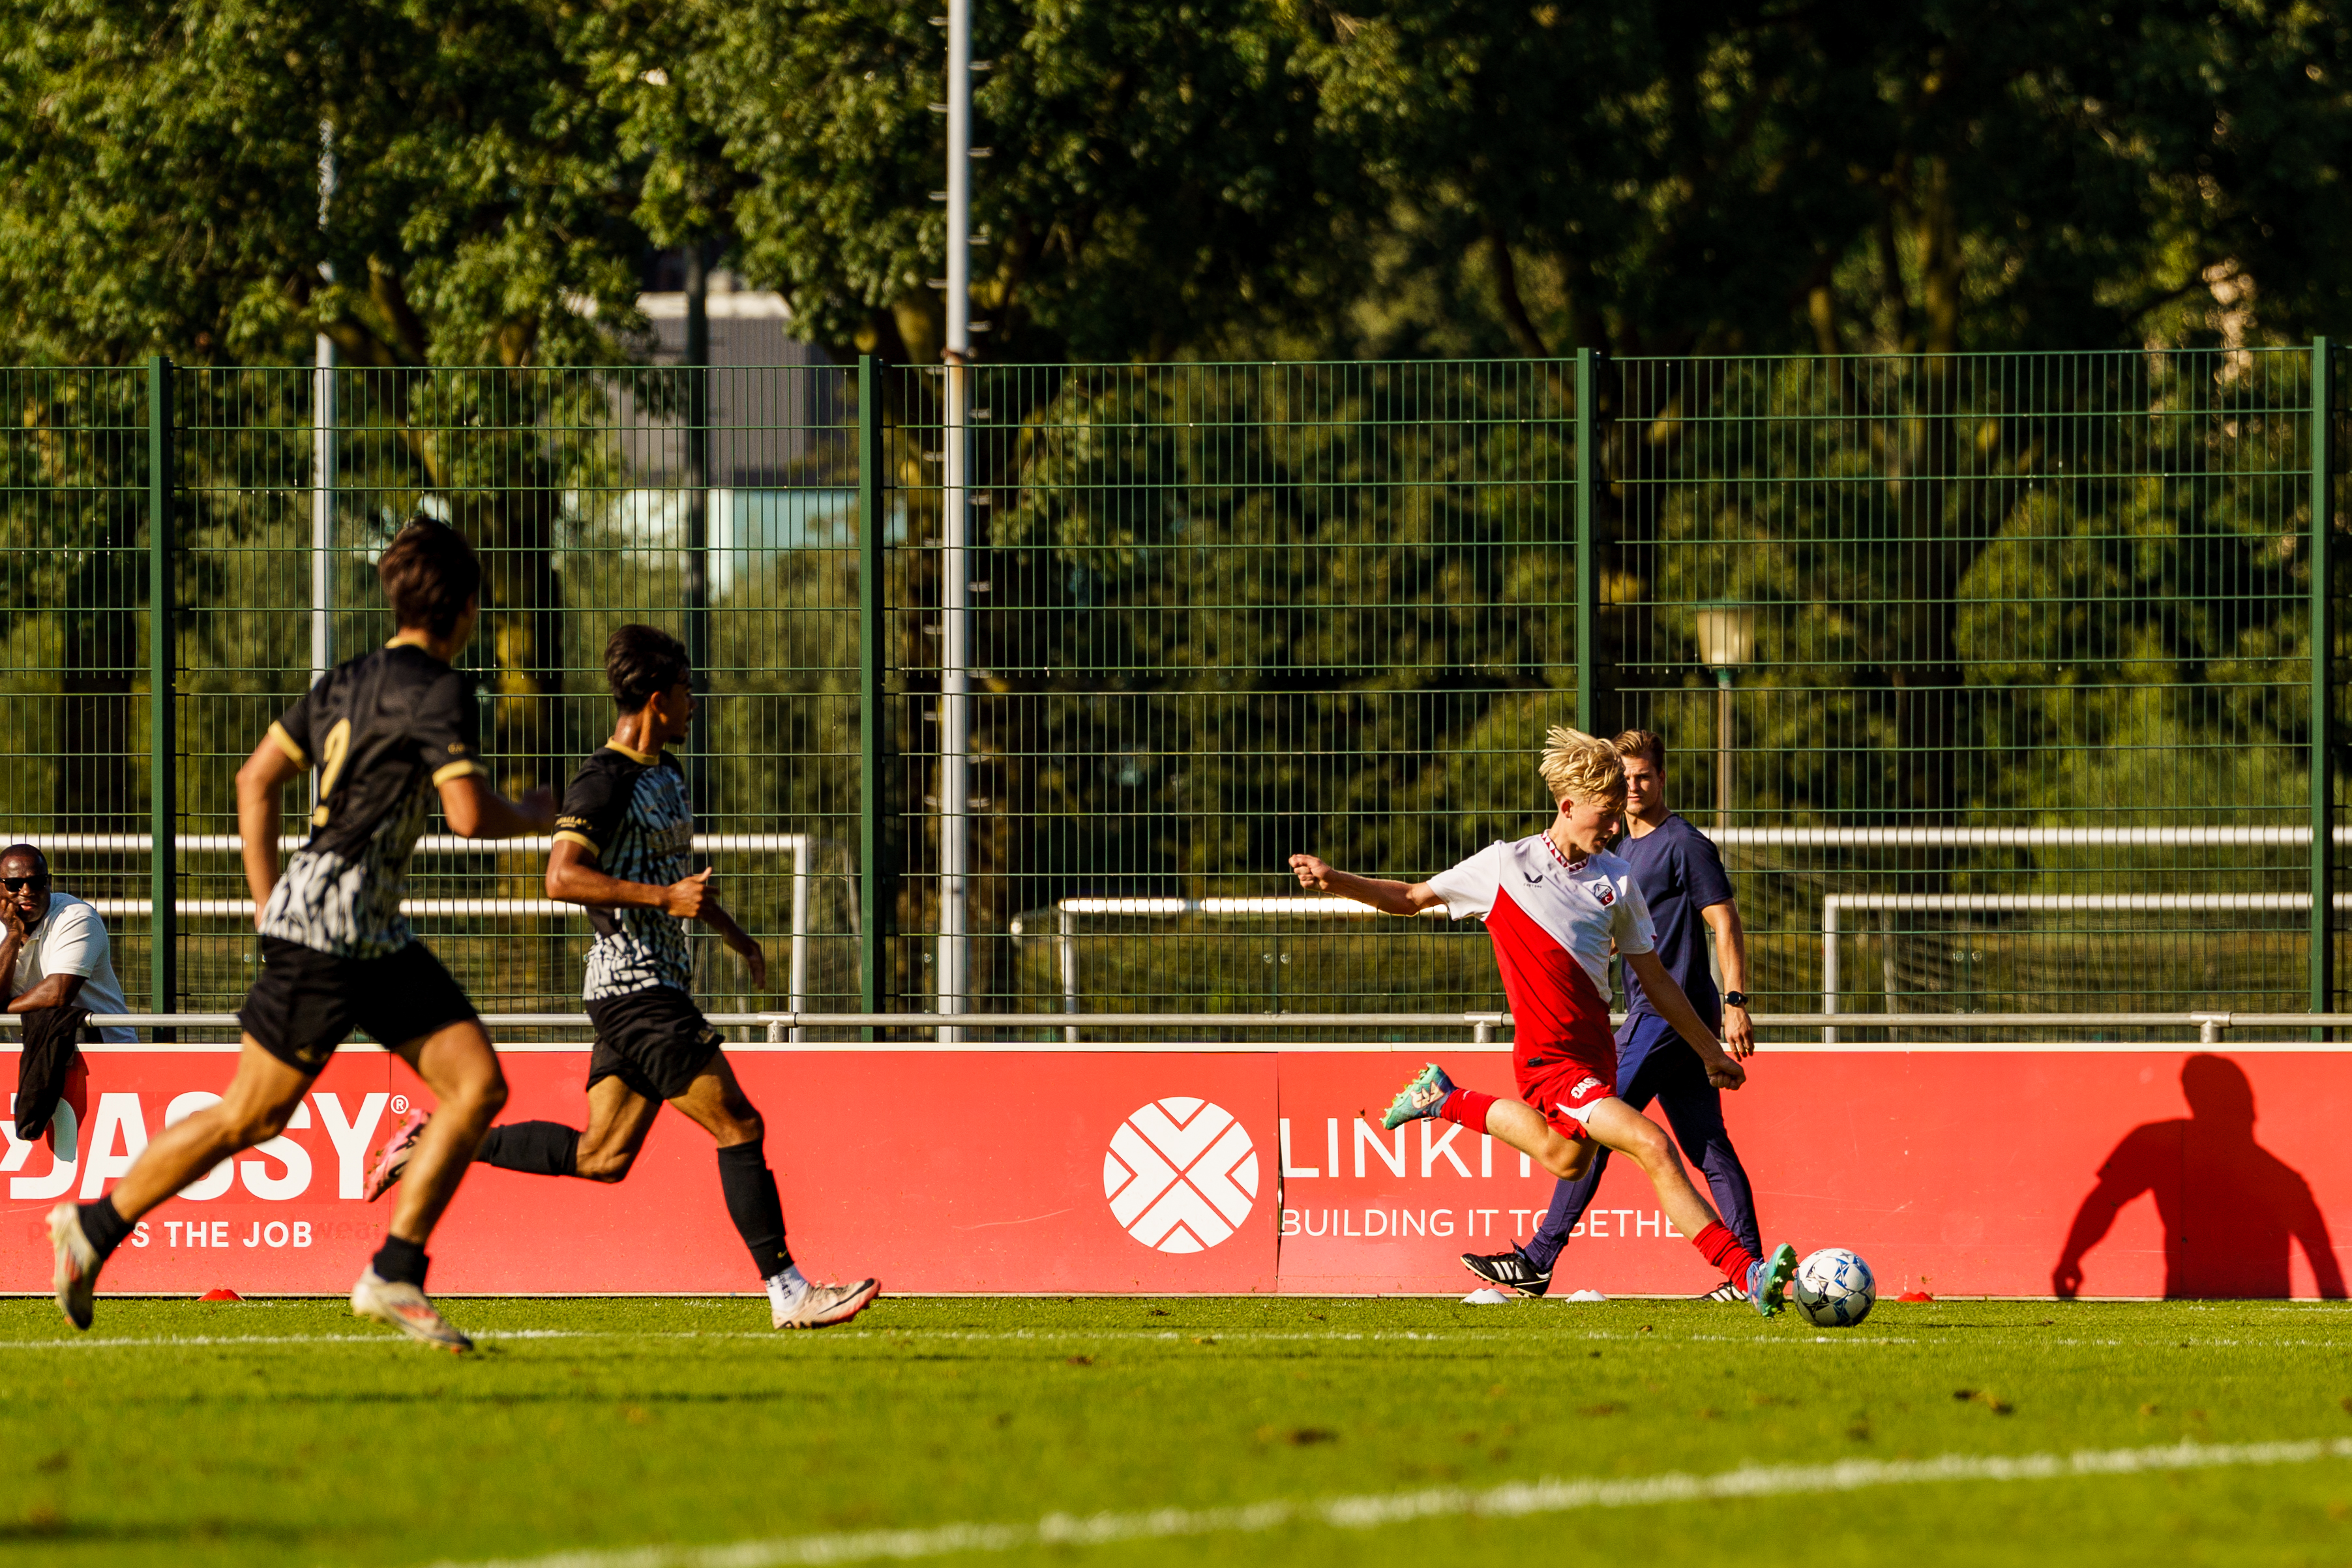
[1,844,132,1042]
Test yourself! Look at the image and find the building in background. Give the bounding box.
[602,259,856,597]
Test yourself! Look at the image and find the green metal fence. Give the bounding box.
[0,348,2339,1029]
[884,359,1578,1020]
[1610,348,2337,1023]
[4,358,863,1021]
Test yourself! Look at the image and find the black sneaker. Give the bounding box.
[1461,1248,1552,1298]
[1694,1280,1749,1304]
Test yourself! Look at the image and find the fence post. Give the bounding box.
[1573,347,1596,735]
[2314,336,2335,1022]
[147,356,177,1035]
[857,355,893,1036]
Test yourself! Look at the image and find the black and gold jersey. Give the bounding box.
[257,642,487,958]
[554,744,694,999]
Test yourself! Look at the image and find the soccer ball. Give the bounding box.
[1791,1247,1875,1327]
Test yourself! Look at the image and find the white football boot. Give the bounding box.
[351,1269,474,1354]
[47,1203,100,1331]
[768,1265,881,1330]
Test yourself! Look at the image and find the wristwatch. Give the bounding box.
[1721,991,1748,1008]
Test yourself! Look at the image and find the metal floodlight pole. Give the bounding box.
[312,121,335,710]
[683,241,713,825]
[936,0,973,1042]
[147,355,177,1040]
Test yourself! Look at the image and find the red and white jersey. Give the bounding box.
[1427,833,1655,1065]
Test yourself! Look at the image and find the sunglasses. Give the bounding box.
[3,875,49,893]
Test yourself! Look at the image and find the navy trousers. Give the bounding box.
[1519,1009,1761,1270]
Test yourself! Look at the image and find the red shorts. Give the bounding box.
[1516,1046,1618,1142]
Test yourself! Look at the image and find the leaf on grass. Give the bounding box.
[1066,1355,1094,1366]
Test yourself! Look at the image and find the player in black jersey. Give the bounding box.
[365,624,880,1329]
[46,521,556,1352]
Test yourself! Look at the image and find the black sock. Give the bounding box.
[715,1141,791,1280]
[372,1235,428,1287]
[477,1122,581,1177]
[79,1196,134,1262]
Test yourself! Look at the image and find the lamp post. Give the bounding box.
[936,0,974,1042]
[1693,602,1756,830]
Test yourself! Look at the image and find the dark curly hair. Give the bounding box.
[604,623,692,713]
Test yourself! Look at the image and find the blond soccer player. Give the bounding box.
[1287,726,1799,1312]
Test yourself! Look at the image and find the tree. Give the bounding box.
[0,0,664,783]
[672,0,1352,366]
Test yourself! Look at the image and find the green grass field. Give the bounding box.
[5,1294,2352,1567]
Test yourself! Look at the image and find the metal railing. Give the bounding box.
[8,1011,2344,1052]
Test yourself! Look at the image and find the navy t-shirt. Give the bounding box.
[1618,813,1735,1026]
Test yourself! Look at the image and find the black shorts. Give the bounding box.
[240,938,480,1074]
[586,987,724,1101]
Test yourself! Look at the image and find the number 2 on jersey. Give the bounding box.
[311,718,353,827]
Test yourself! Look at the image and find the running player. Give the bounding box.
[1461,729,1764,1301]
[1288,726,1799,1314]
[47,519,555,1351]
[365,625,879,1329]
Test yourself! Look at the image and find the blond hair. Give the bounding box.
[1539,725,1626,806]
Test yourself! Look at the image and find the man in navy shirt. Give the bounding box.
[1461,728,1764,1300]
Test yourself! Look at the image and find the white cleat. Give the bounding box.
[771,1274,882,1331]
[47,1203,99,1331]
[351,1269,474,1354]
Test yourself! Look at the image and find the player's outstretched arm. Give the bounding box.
[439,775,558,839]
[1287,853,1445,917]
[1622,951,1744,1089]
[236,733,304,919]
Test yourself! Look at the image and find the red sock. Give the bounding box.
[1693,1221,1757,1283]
[1438,1089,1497,1131]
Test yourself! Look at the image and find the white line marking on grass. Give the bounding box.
[0,1332,397,1350]
[424,1437,2352,1568]
[0,1329,613,1351]
[4,1324,2335,1354]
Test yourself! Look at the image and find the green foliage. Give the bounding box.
[674,0,1348,364]
[8,0,2352,363]
[0,0,650,368]
[1298,0,2352,358]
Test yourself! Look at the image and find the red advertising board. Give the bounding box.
[5,1045,2347,1299]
